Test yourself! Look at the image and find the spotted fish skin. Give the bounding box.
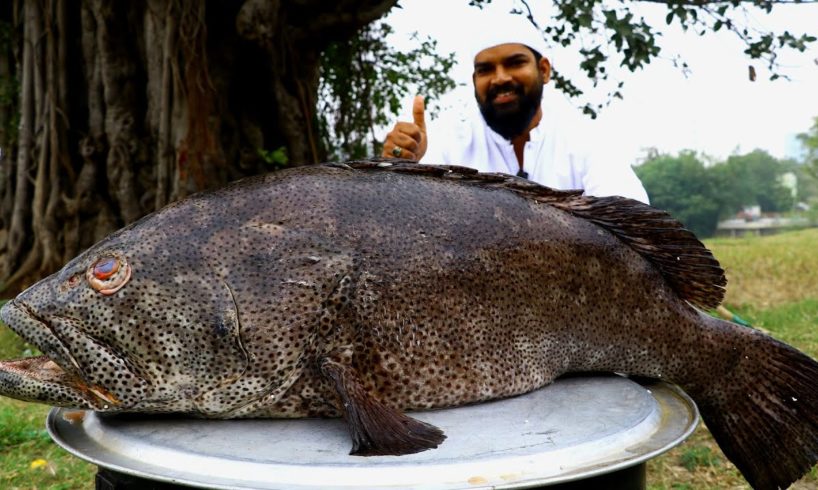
[1,160,817,488]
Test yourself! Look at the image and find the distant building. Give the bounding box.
[736,205,761,221]
[716,209,810,237]
[716,173,809,237]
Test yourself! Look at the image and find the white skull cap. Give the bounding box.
[469,12,548,63]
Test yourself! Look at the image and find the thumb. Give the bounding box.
[412,95,426,132]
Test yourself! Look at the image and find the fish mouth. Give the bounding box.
[0,299,120,410]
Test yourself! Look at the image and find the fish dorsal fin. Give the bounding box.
[545,195,726,309]
[337,159,726,309]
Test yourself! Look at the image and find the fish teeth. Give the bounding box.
[87,385,120,406]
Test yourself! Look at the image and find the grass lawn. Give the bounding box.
[1,228,817,489]
[0,399,93,490]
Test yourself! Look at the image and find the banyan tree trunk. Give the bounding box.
[0,0,397,293]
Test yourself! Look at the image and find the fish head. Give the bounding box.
[0,216,252,415]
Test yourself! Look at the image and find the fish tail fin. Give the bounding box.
[693,317,818,490]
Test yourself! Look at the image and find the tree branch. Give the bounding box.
[289,0,399,42]
[92,0,144,224]
[154,0,175,208]
[635,0,818,5]
[4,0,37,282]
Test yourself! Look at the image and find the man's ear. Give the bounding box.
[540,57,552,84]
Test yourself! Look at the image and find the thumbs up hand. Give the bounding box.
[382,95,428,161]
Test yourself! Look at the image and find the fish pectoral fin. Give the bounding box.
[320,357,445,456]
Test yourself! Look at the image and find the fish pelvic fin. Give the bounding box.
[694,317,818,490]
[320,356,445,456]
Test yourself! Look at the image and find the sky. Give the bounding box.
[381,0,818,167]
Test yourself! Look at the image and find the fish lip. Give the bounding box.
[0,299,117,409]
[2,299,82,373]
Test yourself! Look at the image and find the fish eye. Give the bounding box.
[93,257,119,280]
[87,255,132,296]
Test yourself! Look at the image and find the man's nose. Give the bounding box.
[491,66,512,85]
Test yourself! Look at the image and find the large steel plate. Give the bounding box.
[47,375,698,489]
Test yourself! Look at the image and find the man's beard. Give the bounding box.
[476,77,543,140]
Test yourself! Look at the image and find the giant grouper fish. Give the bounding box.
[1,160,817,489]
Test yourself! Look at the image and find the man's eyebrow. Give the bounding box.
[474,51,532,70]
[504,53,531,63]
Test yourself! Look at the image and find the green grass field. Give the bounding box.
[1,228,817,489]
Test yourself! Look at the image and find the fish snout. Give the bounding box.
[3,286,54,328]
[0,299,38,337]
[0,301,125,410]
[0,299,85,389]
[0,298,18,326]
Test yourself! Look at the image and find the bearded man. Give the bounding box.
[381,17,649,204]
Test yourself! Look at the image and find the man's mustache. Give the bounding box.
[487,83,525,103]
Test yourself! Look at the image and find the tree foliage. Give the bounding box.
[635,151,722,237]
[636,149,798,237]
[318,22,456,161]
[469,0,817,117]
[797,116,818,180]
[711,149,796,214]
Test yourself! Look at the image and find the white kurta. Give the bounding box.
[422,103,650,204]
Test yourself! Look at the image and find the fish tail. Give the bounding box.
[692,316,818,490]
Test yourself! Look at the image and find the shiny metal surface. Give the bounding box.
[47,375,698,490]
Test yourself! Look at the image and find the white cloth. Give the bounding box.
[422,102,650,204]
[466,12,549,61]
